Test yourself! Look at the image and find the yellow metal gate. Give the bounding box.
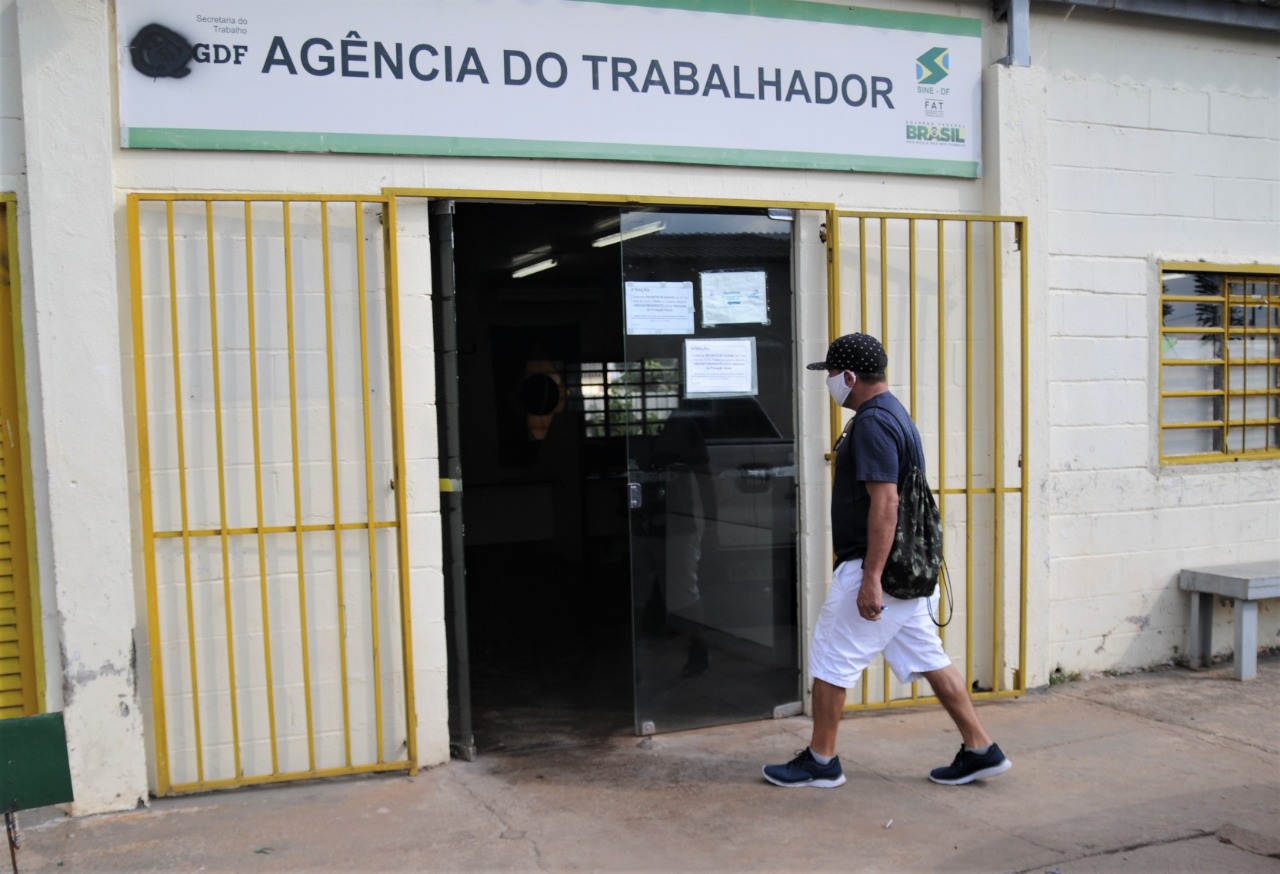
[128,194,415,794]
[830,210,1029,709]
[0,193,41,720]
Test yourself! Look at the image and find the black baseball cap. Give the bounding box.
[806,333,888,373]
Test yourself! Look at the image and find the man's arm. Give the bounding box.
[856,480,899,621]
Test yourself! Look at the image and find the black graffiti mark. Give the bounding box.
[130,24,194,79]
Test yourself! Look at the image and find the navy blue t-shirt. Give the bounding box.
[830,391,925,565]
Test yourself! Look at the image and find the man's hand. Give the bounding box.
[857,574,885,621]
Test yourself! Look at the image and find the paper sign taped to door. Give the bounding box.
[684,337,758,397]
[625,281,695,335]
[701,271,768,326]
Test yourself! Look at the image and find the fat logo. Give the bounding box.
[130,24,194,79]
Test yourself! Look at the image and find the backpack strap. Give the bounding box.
[850,396,923,478]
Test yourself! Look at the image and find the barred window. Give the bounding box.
[569,359,680,438]
[1159,265,1280,463]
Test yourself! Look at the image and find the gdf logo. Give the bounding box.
[916,48,949,85]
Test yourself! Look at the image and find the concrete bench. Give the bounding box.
[1179,560,1280,680]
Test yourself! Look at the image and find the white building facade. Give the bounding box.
[0,0,1275,814]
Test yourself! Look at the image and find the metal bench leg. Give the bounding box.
[1233,599,1258,681]
[1189,591,1213,669]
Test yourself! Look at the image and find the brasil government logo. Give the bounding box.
[906,124,965,143]
[916,47,949,85]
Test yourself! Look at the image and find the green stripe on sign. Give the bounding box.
[569,0,983,37]
[123,128,980,178]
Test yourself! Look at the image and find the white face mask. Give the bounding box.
[826,371,854,406]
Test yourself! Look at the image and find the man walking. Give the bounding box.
[763,333,1011,788]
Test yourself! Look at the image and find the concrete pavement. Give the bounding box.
[14,655,1280,873]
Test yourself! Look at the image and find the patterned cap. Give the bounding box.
[806,333,888,373]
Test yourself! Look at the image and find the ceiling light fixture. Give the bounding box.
[591,220,667,248]
[512,257,558,279]
[510,245,553,269]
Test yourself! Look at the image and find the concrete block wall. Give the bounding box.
[1038,9,1280,673]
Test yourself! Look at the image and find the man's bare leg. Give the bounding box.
[809,678,847,757]
[921,664,991,749]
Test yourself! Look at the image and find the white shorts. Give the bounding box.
[809,559,952,689]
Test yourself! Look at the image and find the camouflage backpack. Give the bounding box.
[880,462,943,601]
[852,402,945,607]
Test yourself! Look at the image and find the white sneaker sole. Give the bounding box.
[762,768,847,788]
[929,757,1012,785]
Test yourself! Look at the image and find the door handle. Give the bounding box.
[628,482,642,509]
[738,463,771,494]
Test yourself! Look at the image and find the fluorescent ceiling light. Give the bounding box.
[591,220,667,248]
[512,258,558,279]
[510,245,552,269]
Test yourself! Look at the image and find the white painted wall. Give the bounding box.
[16,0,149,812]
[1036,8,1280,673]
[985,61,1052,687]
[14,0,1277,814]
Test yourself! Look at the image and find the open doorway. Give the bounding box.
[434,200,801,756]
[447,202,633,754]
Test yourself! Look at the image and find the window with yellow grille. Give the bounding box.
[1160,265,1280,463]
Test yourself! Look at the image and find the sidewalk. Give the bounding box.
[15,656,1280,873]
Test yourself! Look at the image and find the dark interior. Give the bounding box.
[435,201,800,755]
[451,203,634,753]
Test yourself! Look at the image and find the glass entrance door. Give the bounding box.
[620,208,800,735]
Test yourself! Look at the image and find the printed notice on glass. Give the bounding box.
[625,281,695,335]
[685,337,758,398]
[701,271,768,326]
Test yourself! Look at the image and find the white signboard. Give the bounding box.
[685,337,757,398]
[116,0,982,177]
[625,281,695,335]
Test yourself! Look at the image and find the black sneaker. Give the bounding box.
[929,743,1012,785]
[762,748,846,788]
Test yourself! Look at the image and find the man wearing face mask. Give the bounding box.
[762,333,1011,788]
